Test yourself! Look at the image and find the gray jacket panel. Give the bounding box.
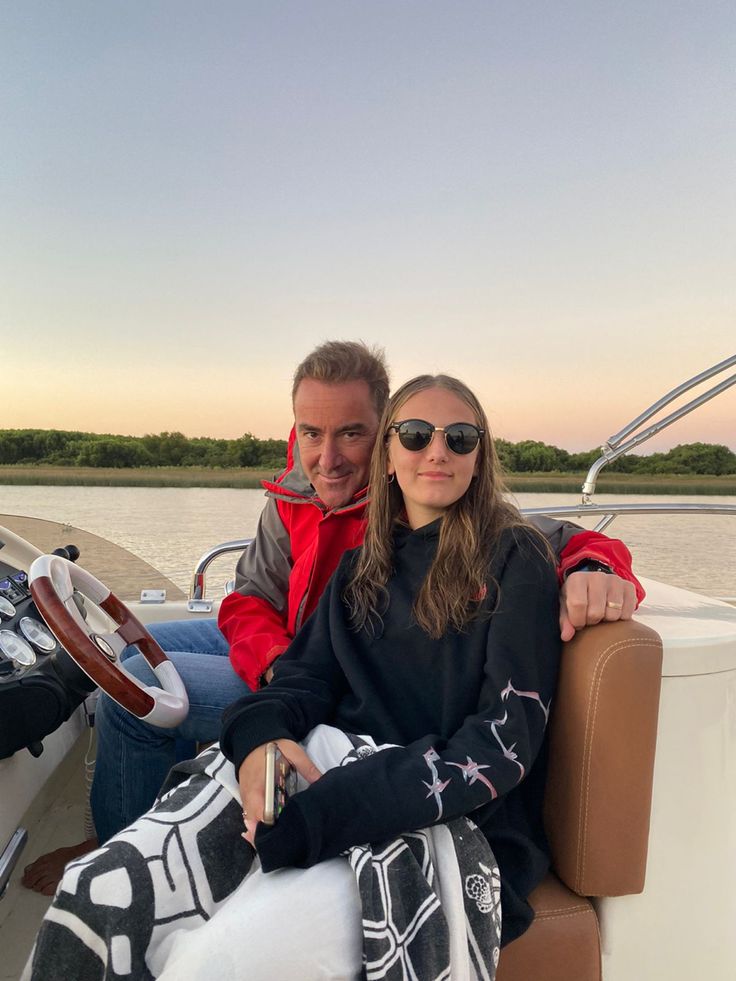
[526,514,582,560]
[232,444,317,608]
[233,496,293,612]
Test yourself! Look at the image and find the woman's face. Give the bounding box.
[386,387,480,529]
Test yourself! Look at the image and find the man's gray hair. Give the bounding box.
[292,340,390,416]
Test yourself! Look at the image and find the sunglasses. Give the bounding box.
[387,419,485,455]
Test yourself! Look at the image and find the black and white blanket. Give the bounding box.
[25,738,500,980]
[349,822,501,980]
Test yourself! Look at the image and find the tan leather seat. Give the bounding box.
[497,619,663,981]
[496,875,601,981]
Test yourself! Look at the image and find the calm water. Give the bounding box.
[1,485,735,599]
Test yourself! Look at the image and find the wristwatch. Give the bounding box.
[564,559,614,579]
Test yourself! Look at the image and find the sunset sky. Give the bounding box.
[3,2,734,452]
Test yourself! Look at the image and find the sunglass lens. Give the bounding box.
[397,420,433,451]
[445,424,480,455]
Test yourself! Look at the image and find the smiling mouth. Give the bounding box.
[419,472,452,479]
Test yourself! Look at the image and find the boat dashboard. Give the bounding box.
[0,520,197,765]
[0,558,62,683]
[0,529,98,763]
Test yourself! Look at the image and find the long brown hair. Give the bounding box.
[344,374,546,638]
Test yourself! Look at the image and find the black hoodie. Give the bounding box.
[221,521,561,945]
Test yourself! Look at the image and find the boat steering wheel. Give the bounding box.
[29,554,189,728]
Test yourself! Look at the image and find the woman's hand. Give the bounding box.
[239,739,323,847]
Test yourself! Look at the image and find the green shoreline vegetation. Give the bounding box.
[0,429,734,494]
[1,466,734,495]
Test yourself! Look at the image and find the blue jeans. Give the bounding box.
[90,618,251,842]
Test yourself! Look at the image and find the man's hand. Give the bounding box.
[238,739,322,847]
[559,572,637,642]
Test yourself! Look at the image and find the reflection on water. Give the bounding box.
[1,485,734,600]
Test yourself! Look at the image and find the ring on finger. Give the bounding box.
[606,600,623,610]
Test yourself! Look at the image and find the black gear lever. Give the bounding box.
[52,544,80,563]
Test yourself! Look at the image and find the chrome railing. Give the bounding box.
[524,355,736,602]
[581,354,736,503]
[188,538,253,608]
[519,502,736,604]
[520,501,736,535]
[0,828,27,901]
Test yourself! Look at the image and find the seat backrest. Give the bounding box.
[543,619,663,897]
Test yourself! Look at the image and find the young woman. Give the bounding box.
[27,375,561,981]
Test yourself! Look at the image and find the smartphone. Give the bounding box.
[263,741,298,825]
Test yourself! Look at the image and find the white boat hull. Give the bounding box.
[599,578,736,980]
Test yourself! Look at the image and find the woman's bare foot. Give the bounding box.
[21,838,99,896]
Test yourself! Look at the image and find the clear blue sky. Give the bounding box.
[2,2,734,450]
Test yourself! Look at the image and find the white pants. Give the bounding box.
[156,854,362,980]
[155,726,364,981]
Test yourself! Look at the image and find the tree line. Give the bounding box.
[0,429,734,475]
[0,430,288,470]
[494,439,736,475]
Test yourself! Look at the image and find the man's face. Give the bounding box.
[293,378,379,509]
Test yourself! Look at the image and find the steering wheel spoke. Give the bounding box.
[61,593,92,636]
[49,556,75,604]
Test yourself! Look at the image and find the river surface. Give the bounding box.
[1,485,734,599]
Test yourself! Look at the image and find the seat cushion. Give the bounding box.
[496,873,601,981]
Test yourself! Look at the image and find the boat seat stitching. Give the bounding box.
[535,903,592,915]
[533,908,597,922]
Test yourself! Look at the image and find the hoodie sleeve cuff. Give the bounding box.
[255,800,311,871]
[228,721,294,776]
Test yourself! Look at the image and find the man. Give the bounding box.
[23,340,641,893]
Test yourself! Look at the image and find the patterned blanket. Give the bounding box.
[25,738,501,980]
[350,822,501,980]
